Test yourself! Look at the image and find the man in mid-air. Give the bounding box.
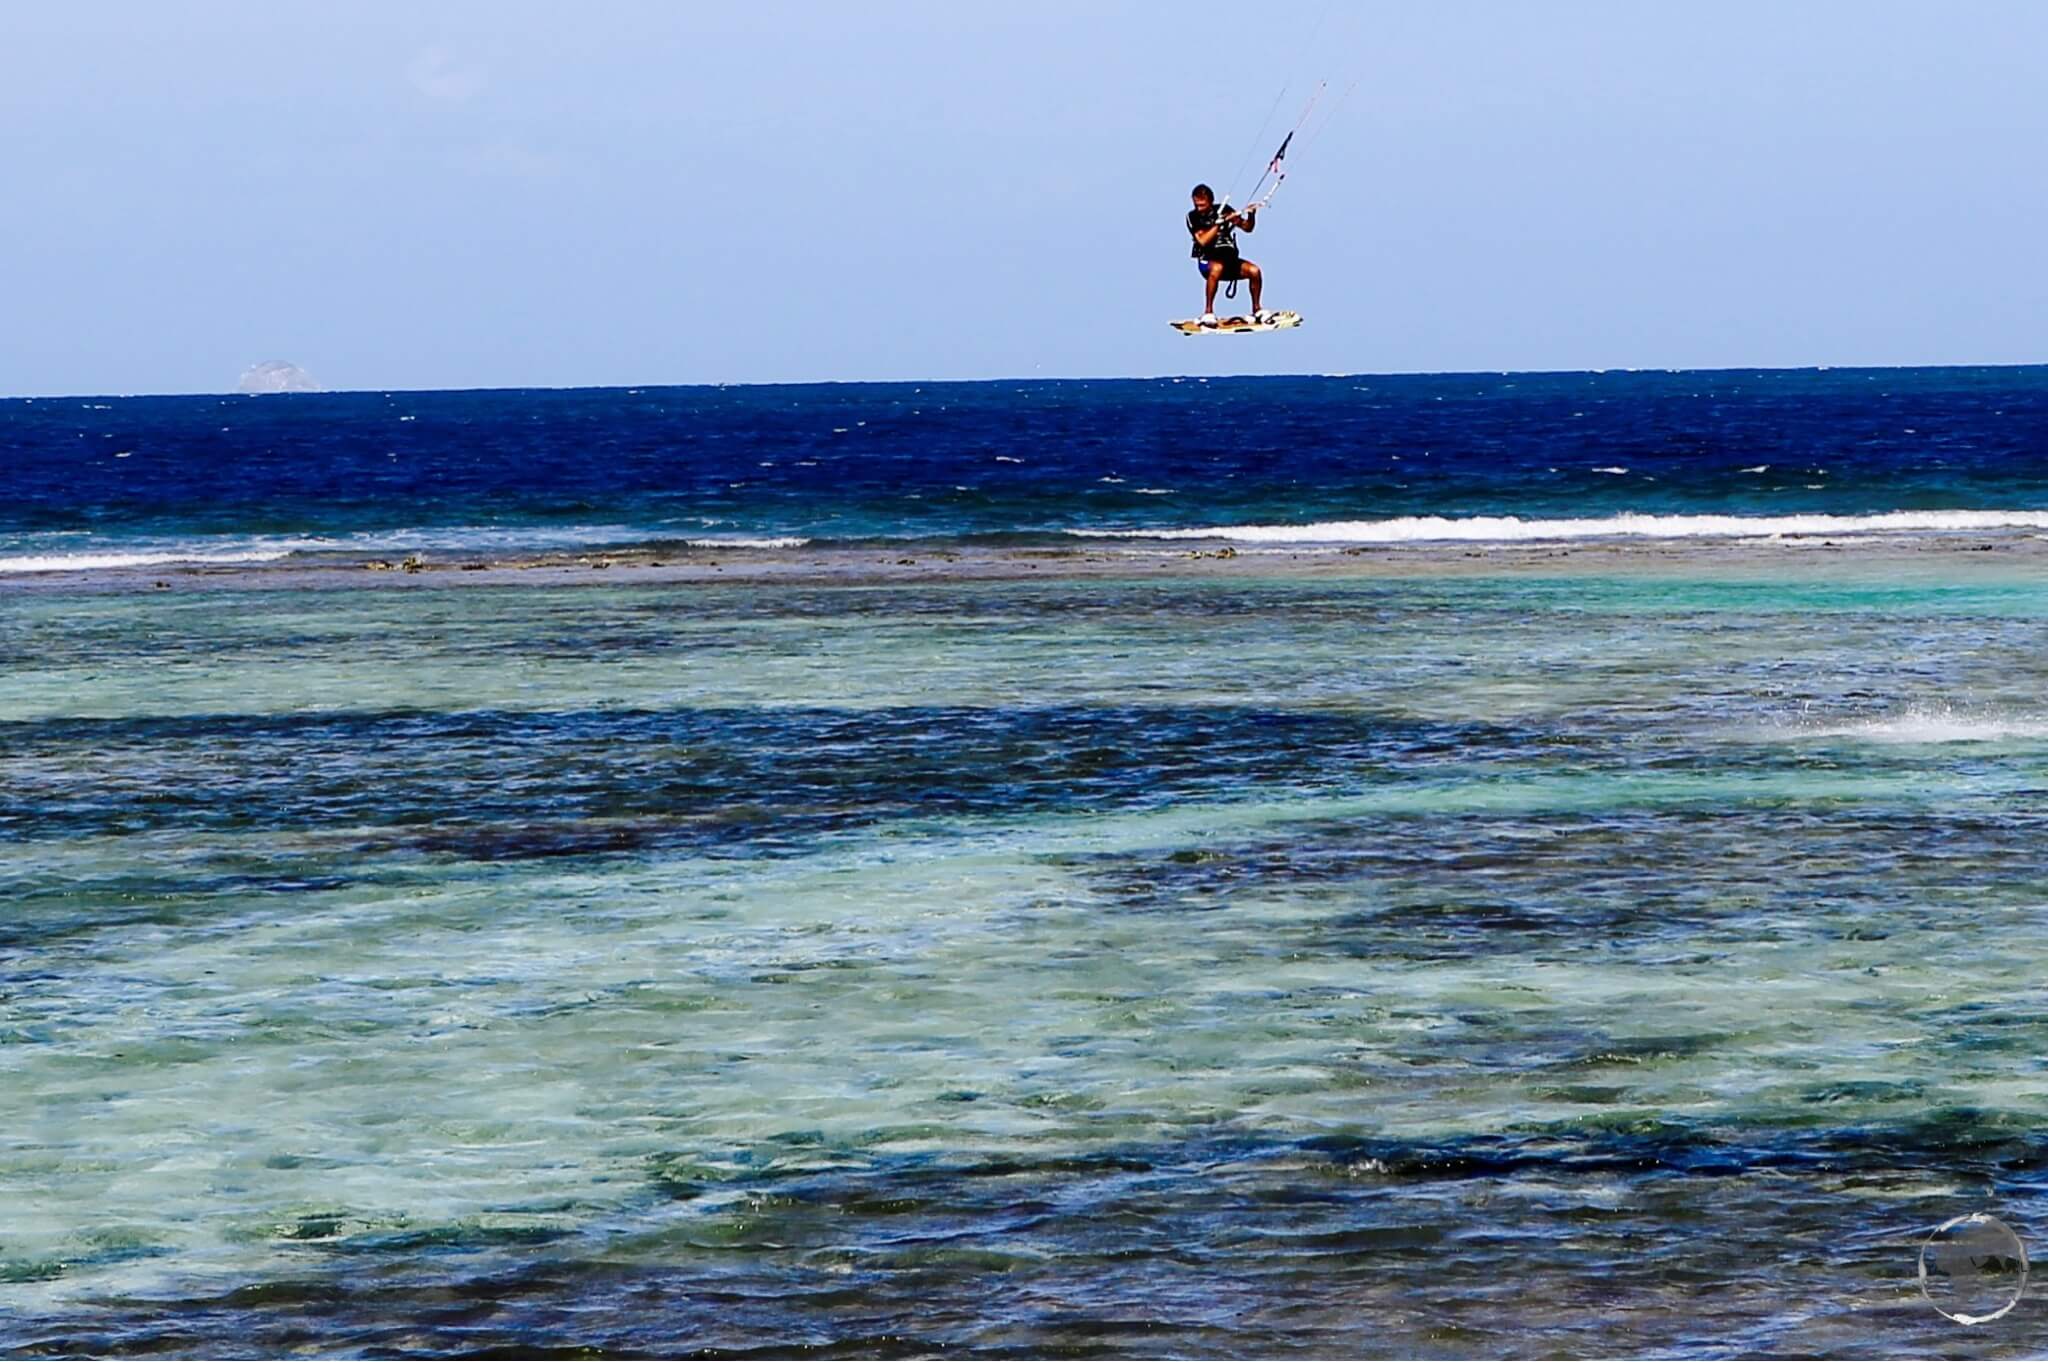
[1186,183,1273,327]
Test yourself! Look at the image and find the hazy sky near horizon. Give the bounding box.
[7,1,2047,395]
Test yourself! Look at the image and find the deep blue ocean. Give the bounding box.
[7,368,2048,1356]
[8,367,2048,566]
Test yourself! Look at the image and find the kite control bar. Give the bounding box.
[1244,129,1296,211]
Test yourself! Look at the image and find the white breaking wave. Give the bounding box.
[1067,509,2048,545]
[355,524,648,552]
[0,548,296,574]
[1790,706,2048,744]
[0,524,663,575]
[0,528,815,574]
[681,537,811,549]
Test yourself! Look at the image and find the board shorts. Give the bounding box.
[1195,251,1244,282]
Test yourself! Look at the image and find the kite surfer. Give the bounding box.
[1186,184,1270,328]
[1173,83,1345,334]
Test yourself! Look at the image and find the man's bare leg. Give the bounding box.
[1244,261,1264,315]
[1204,263,1224,317]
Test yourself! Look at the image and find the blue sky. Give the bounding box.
[7,1,2046,395]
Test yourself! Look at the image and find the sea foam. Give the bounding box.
[1793,706,2048,744]
[1068,509,2048,545]
[0,524,665,574]
[0,548,296,574]
[682,537,812,549]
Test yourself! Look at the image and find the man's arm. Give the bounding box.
[1191,211,1247,248]
[1236,208,1256,233]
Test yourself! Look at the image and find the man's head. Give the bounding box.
[1191,184,1214,211]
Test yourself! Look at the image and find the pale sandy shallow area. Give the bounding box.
[9,530,2048,596]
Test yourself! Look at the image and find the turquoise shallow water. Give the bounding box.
[4,560,2048,1356]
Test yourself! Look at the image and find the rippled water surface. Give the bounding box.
[11,367,2048,567]
[4,558,2048,1357]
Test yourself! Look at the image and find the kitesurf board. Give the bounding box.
[1169,311,1303,336]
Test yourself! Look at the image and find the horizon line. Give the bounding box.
[8,357,2048,404]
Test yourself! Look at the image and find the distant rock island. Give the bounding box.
[238,361,319,394]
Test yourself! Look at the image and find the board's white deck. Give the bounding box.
[1169,311,1303,335]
